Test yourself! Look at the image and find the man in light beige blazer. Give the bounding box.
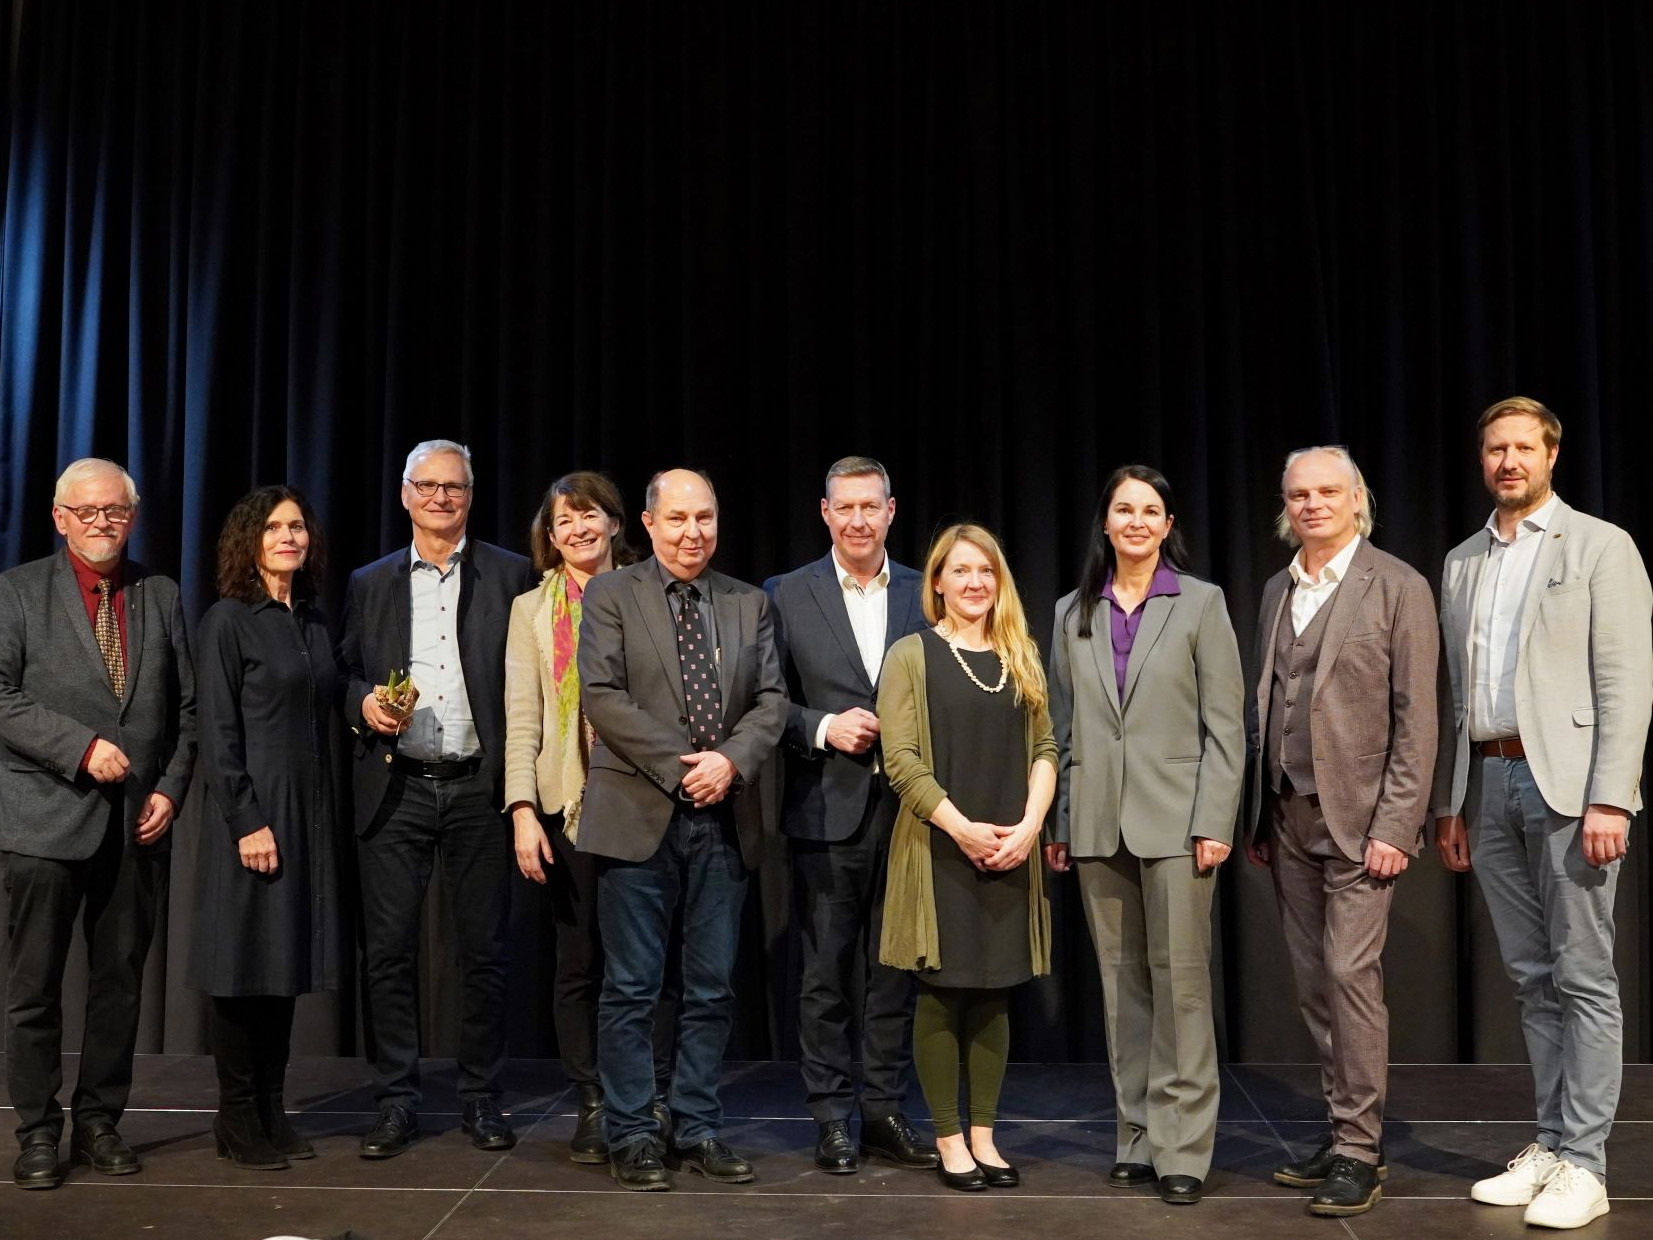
[1433,397,1653,1230]
[1245,446,1438,1218]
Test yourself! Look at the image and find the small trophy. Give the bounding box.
[374,667,420,723]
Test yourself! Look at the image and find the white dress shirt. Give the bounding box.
[813,549,890,751]
[400,539,479,761]
[1468,493,1560,742]
[1288,534,1362,636]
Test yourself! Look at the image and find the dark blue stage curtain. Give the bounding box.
[2,0,1650,1063]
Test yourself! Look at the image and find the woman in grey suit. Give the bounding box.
[1046,465,1245,1205]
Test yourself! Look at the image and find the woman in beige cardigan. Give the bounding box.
[878,523,1057,1192]
[504,471,652,1162]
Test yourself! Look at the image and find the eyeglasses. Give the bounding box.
[403,479,473,499]
[59,504,134,525]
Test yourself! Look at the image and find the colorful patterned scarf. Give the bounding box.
[532,569,594,840]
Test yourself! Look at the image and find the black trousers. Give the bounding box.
[2,796,168,1142]
[544,819,677,1089]
[791,787,916,1123]
[357,770,511,1109]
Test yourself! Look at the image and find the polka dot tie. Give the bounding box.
[94,577,126,700]
[672,581,724,750]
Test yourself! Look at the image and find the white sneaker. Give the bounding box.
[1522,1160,1609,1229]
[1470,1142,1558,1205]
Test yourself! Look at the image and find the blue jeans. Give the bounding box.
[597,805,747,1150]
[1467,754,1621,1176]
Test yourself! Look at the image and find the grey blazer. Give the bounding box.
[0,550,198,860]
[1245,539,1438,862]
[576,558,787,868]
[1431,498,1653,820]
[1048,574,1246,858]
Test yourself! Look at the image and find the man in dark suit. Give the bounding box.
[1245,446,1438,1218]
[0,459,196,1190]
[763,456,936,1175]
[338,439,536,1158]
[577,468,786,1191]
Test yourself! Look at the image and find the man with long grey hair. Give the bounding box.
[1245,446,1437,1217]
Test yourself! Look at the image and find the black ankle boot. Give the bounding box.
[570,1084,608,1164]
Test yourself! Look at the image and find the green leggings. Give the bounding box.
[912,982,1010,1137]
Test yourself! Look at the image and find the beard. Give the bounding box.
[74,538,122,564]
[1490,473,1551,511]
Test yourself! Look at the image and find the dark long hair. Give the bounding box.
[528,470,639,575]
[216,485,327,603]
[1068,465,1190,638]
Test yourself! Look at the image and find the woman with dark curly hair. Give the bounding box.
[186,485,341,1170]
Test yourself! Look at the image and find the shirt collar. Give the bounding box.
[1100,560,1182,606]
[1483,492,1561,546]
[1290,533,1361,588]
[655,556,708,597]
[409,536,467,572]
[830,547,889,591]
[67,547,123,590]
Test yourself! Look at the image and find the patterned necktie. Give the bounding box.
[672,581,724,750]
[94,577,126,699]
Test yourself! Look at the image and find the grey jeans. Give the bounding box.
[1467,754,1621,1177]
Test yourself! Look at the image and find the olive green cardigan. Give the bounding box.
[875,632,1058,976]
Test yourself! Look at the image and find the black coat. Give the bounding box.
[336,539,536,831]
[186,596,342,996]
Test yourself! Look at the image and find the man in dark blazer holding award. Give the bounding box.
[0,458,196,1189]
[577,468,786,1191]
[1245,446,1438,1218]
[763,456,937,1174]
[338,439,536,1158]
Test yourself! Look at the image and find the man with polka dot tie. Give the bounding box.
[576,468,787,1191]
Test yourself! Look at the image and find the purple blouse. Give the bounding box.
[1100,563,1182,698]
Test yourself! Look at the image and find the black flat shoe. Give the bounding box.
[1273,1140,1389,1187]
[72,1121,140,1175]
[1159,1174,1203,1204]
[814,1120,858,1174]
[461,1098,517,1151]
[12,1138,61,1190]
[611,1138,673,1192]
[358,1104,420,1159]
[859,1113,940,1169]
[675,1136,755,1183]
[937,1161,989,1192]
[1308,1155,1382,1216]
[975,1159,1020,1188]
[1108,1161,1156,1188]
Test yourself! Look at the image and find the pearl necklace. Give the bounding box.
[946,634,1008,693]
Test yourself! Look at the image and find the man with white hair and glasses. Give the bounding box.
[338,440,536,1158]
[0,458,197,1189]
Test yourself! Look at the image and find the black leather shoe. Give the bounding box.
[859,1113,940,1169]
[975,1158,1020,1188]
[676,1136,755,1183]
[611,1138,673,1191]
[814,1120,858,1174]
[1308,1156,1382,1216]
[71,1121,139,1175]
[1159,1174,1203,1204]
[359,1104,420,1159]
[937,1161,989,1192]
[1108,1161,1156,1187]
[569,1085,608,1165]
[1273,1141,1388,1188]
[12,1137,62,1190]
[462,1098,517,1151]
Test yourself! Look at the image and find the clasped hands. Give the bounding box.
[949,818,1041,872]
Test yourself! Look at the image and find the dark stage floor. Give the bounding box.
[1,1057,1647,1240]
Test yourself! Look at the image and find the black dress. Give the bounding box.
[186,596,342,997]
[921,628,1033,989]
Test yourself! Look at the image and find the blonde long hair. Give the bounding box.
[922,523,1048,715]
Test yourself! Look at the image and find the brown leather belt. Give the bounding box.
[1476,736,1525,760]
